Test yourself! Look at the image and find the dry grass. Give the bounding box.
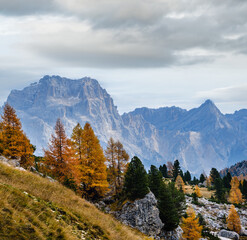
[184,185,215,199]
[0,162,149,240]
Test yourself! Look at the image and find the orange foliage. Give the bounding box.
[0,103,34,168]
[175,175,185,192]
[44,118,78,184]
[227,205,241,233]
[194,185,202,198]
[181,207,202,240]
[229,176,243,204]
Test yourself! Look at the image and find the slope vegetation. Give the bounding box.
[0,162,146,240]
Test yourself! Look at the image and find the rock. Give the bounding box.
[218,229,239,240]
[217,210,226,220]
[160,226,183,240]
[115,192,164,237]
[240,226,247,236]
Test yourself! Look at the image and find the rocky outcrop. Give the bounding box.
[218,229,239,240]
[160,226,183,240]
[115,192,164,237]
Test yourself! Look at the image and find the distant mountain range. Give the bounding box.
[1,75,247,175]
[220,160,247,179]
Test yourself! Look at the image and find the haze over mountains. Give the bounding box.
[1,75,247,175]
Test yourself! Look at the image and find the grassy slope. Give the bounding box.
[0,162,148,240]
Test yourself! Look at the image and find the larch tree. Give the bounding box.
[175,175,185,192]
[0,103,34,168]
[229,176,243,204]
[227,205,241,233]
[105,138,129,196]
[181,207,202,240]
[194,185,202,198]
[79,122,108,199]
[71,123,84,162]
[44,118,78,186]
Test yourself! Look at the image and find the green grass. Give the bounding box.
[0,162,149,240]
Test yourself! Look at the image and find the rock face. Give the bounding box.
[3,75,247,174]
[115,192,164,237]
[218,229,239,240]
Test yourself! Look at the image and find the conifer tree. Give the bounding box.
[71,123,83,161]
[105,138,129,196]
[0,103,34,167]
[181,207,202,240]
[242,179,247,200]
[184,170,191,183]
[199,174,206,183]
[227,205,241,234]
[148,165,163,198]
[229,176,243,204]
[210,168,220,186]
[44,118,77,186]
[173,159,181,181]
[214,177,226,202]
[175,175,185,192]
[223,172,232,190]
[206,176,212,188]
[194,185,202,198]
[124,156,149,201]
[159,164,168,178]
[79,122,108,199]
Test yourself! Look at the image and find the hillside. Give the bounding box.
[220,160,247,179]
[0,162,146,240]
[3,75,247,174]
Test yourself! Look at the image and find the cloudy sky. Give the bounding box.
[1,0,247,113]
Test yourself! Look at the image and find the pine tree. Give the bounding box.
[184,170,191,183]
[214,177,226,202]
[0,103,34,168]
[175,175,185,192]
[79,122,108,199]
[199,174,206,183]
[242,179,247,200]
[223,172,232,190]
[159,164,168,178]
[229,176,243,204]
[173,159,181,181]
[227,205,241,234]
[194,185,202,198]
[105,138,129,196]
[210,168,220,186]
[44,118,78,186]
[124,156,149,201]
[181,207,202,240]
[148,165,163,198]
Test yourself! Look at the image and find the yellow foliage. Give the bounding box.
[227,205,241,234]
[206,176,212,188]
[194,185,202,198]
[175,175,185,192]
[181,207,202,240]
[229,176,243,204]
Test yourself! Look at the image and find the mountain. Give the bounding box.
[220,160,247,179]
[2,75,247,175]
[0,160,144,240]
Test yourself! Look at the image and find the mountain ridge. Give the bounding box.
[2,75,247,175]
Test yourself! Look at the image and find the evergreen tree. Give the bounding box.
[229,176,243,204]
[184,170,191,183]
[124,156,149,201]
[105,138,129,196]
[210,168,220,186]
[214,178,225,202]
[79,122,108,199]
[242,179,247,200]
[227,205,241,234]
[44,118,77,185]
[148,165,163,198]
[223,172,232,190]
[71,123,84,161]
[173,159,181,181]
[181,207,202,240]
[199,174,206,183]
[159,164,168,178]
[0,103,34,168]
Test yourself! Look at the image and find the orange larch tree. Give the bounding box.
[79,122,108,199]
[175,175,185,192]
[105,138,129,195]
[194,185,202,198]
[0,103,34,168]
[181,207,202,240]
[71,123,83,162]
[44,118,78,187]
[227,205,241,233]
[229,176,243,204]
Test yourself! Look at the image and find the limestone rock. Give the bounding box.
[218,229,239,240]
[115,192,164,237]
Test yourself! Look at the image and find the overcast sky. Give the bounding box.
[1,0,247,114]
